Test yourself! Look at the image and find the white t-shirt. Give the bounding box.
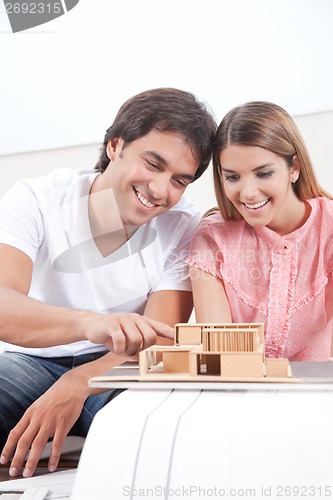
[0,168,201,357]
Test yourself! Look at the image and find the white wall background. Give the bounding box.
[1,0,333,211]
[1,0,333,155]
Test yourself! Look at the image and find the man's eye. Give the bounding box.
[147,161,160,170]
[173,178,187,188]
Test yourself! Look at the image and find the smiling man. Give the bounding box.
[0,88,216,477]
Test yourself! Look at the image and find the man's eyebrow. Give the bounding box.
[145,150,195,181]
[221,163,274,173]
[145,150,167,166]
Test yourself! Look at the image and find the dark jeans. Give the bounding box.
[0,351,122,450]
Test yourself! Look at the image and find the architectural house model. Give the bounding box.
[89,323,298,385]
[138,323,293,382]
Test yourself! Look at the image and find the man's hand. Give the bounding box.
[0,370,87,478]
[83,313,174,356]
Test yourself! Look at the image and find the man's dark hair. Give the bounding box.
[95,88,216,181]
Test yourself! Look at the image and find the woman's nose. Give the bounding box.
[240,178,259,200]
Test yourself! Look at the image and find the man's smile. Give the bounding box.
[134,188,158,208]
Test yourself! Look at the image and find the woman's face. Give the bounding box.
[219,144,305,235]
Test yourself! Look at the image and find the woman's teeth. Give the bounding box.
[243,199,269,209]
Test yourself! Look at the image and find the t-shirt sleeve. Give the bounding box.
[151,209,201,293]
[186,218,223,278]
[0,181,44,262]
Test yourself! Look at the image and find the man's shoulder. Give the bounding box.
[4,169,98,207]
[166,195,201,220]
[149,196,201,241]
[23,168,96,191]
[157,196,201,228]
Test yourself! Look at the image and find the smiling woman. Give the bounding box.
[218,145,308,236]
[188,101,333,362]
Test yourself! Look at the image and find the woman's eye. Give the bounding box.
[224,175,239,182]
[258,171,273,178]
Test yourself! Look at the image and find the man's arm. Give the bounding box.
[1,289,193,477]
[0,244,173,354]
[0,243,191,477]
[0,350,126,478]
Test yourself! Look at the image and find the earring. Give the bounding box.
[292,177,297,184]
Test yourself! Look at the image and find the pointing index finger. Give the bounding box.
[148,319,175,340]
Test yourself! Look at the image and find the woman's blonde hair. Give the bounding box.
[211,101,332,220]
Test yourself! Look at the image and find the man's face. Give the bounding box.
[99,130,199,227]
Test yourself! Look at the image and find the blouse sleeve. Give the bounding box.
[186,218,223,278]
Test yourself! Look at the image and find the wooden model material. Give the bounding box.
[90,323,299,384]
[137,323,295,383]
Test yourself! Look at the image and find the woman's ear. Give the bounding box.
[290,155,300,183]
[106,138,123,161]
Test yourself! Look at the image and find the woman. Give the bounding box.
[188,101,333,361]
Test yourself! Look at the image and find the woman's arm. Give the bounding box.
[190,267,232,323]
[144,288,193,345]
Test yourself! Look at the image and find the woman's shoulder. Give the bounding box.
[309,196,333,225]
[200,210,223,224]
[309,195,333,211]
[198,210,244,233]
[191,211,246,252]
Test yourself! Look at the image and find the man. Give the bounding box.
[0,88,216,477]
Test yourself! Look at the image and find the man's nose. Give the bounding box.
[148,178,168,200]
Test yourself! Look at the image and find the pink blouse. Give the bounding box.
[187,197,333,361]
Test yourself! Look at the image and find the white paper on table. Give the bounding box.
[0,469,76,499]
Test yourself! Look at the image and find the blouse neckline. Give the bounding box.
[252,198,316,251]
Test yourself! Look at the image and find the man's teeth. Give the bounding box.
[244,199,269,209]
[136,191,156,208]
